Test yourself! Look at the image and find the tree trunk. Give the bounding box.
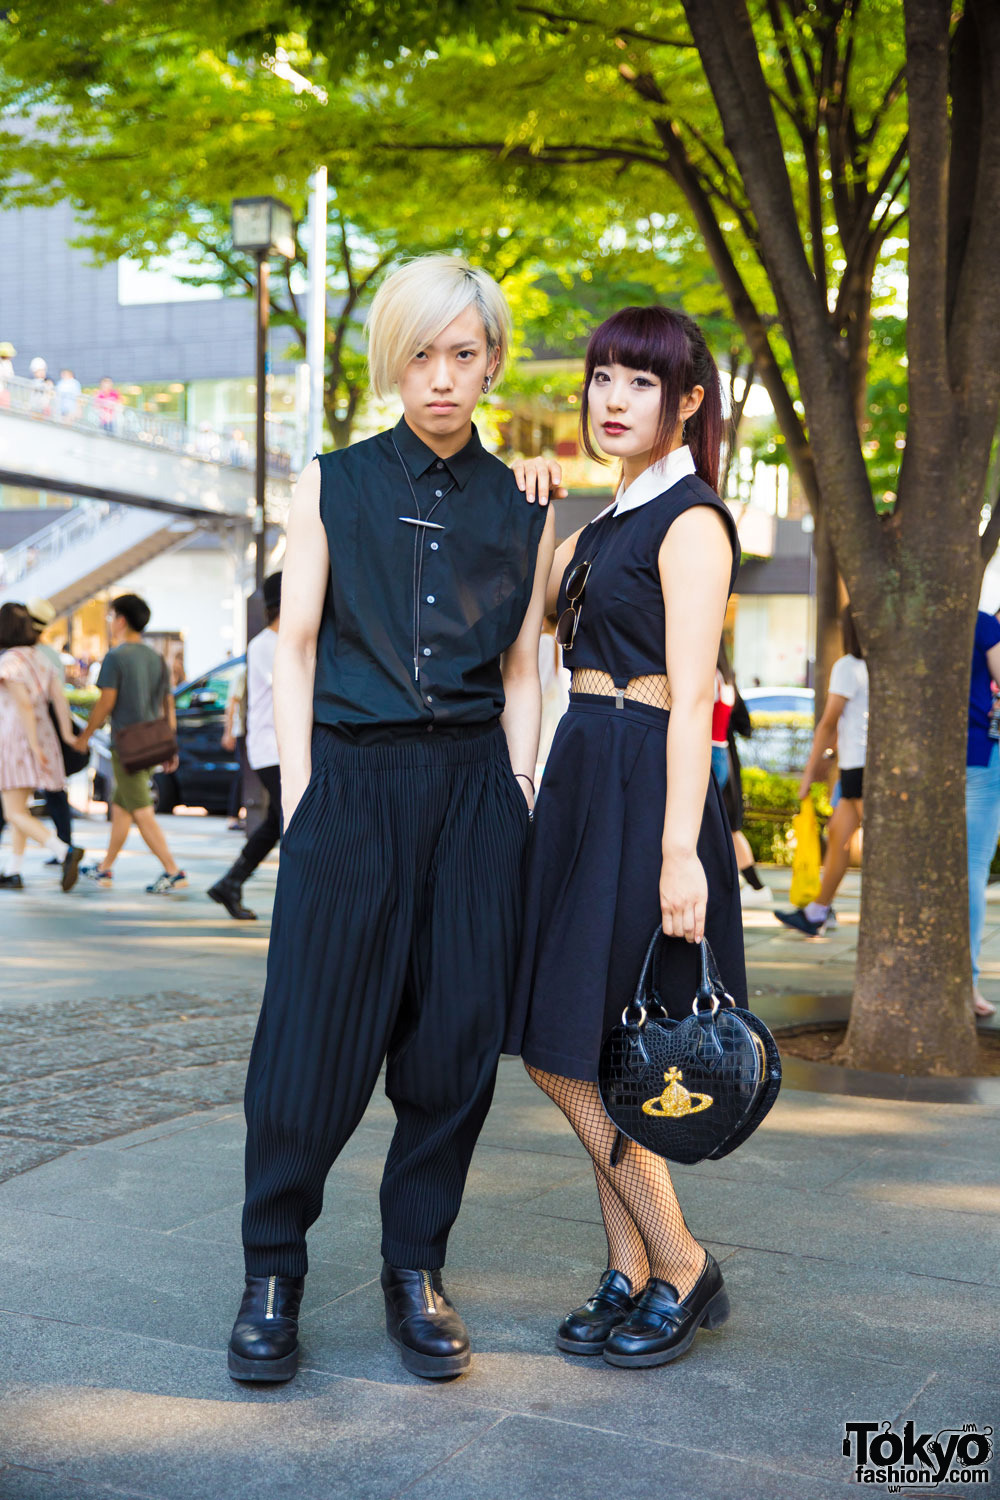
[842,545,980,1074]
[812,512,841,716]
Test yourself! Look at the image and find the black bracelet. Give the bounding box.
[514,773,535,795]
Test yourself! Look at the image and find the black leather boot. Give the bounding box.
[603,1253,729,1368]
[208,854,257,920]
[381,1262,471,1379]
[556,1269,637,1355]
[228,1274,304,1381]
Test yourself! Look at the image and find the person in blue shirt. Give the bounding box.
[966,608,1000,1017]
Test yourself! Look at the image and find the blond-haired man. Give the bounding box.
[228,257,558,1385]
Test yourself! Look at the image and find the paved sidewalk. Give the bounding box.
[0,817,997,1499]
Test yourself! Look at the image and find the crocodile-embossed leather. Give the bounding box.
[598,932,781,1165]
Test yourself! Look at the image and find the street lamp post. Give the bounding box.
[230,196,295,596]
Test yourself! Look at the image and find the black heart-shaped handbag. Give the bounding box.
[598,930,781,1165]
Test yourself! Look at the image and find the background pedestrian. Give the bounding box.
[221,660,247,831]
[95,376,122,432]
[0,341,15,406]
[965,605,1000,1018]
[55,368,82,422]
[0,603,84,891]
[717,644,772,906]
[74,594,186,893]
[209,573,281,919]
[775,606,867,935]
[28,357,51,417]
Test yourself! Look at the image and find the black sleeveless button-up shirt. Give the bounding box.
[313,418,547,734]
[558,475,740,686]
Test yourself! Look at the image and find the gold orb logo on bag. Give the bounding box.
[642,1067,713,1119]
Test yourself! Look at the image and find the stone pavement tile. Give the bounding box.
[895,1371,1000,1468]
[0,1207,382,1352]
[0,1135,67,1179]
[298,1265,929,1480]
[396,1413,850,1500]
[0,1316,507,1500]
[825,1145,1000,1216]
[0,1468,144,1500]
[0,1142,247,1231]
[113,1108,245,1164]
[522,1171,1000,1286]
[725,1247,1000,1388]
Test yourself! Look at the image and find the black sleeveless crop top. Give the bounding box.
[557,474,739,688]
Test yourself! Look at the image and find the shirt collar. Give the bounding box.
[391,417,485,490]
[592,445,697,521]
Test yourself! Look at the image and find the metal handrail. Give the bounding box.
[0,372,295,475]
[0,501,133,586]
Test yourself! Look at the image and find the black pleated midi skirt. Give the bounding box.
[504,694,747,1081]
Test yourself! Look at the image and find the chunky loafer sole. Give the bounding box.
[386,1320,470,1378]
[555,1332,611,1355]
[603,1287,730,1368]
[227,1344,299,1382]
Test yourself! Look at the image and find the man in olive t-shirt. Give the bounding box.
[75,593,187,894]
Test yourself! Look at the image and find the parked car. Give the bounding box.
[741,686,814,716]
[91,655,245,814]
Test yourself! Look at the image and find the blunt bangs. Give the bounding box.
[585,306,691,386]
[580,304,724,491]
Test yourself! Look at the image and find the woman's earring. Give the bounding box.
[482,376,492,394]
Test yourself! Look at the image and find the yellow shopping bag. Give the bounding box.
[788,797,822,907]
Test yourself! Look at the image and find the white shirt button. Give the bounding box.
[434,489,443,498]
[430,541,439,551]
[435,460,444,469]
[426,694,433,703]
[426,594,435,604]
[423,647,432,657]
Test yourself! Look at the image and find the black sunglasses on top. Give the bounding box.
[555,560,591,650]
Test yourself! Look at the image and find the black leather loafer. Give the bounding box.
[228,1274,304,1382]
[603,1253,729,1367]
[556,1269,636,1355]
[381,1262,471,1379]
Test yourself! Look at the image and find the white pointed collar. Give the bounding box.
[592,445,696,522]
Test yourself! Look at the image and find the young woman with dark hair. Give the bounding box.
[505,305,745,1369]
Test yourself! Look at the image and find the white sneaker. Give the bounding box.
[740,880,774,908]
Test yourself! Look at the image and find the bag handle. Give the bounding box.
[622,929,736,1030]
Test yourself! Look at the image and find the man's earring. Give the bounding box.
[482,375,492,393]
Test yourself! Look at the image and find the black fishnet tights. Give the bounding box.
[527,1066,706,1299]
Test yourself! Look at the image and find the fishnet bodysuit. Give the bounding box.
[571,668,672,711]
[526,1067,706,1298]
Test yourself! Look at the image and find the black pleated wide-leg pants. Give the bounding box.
[241,721,530,1277]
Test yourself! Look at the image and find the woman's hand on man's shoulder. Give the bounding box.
[510,456,568,506]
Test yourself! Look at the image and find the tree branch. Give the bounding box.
[859,65,907,146]
[514,4,694,48]
[680,0,883,580]
[900,0,953,434]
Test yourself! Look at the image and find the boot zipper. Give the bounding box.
[265,1275,276,1320]
[420,1269,436,1315]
